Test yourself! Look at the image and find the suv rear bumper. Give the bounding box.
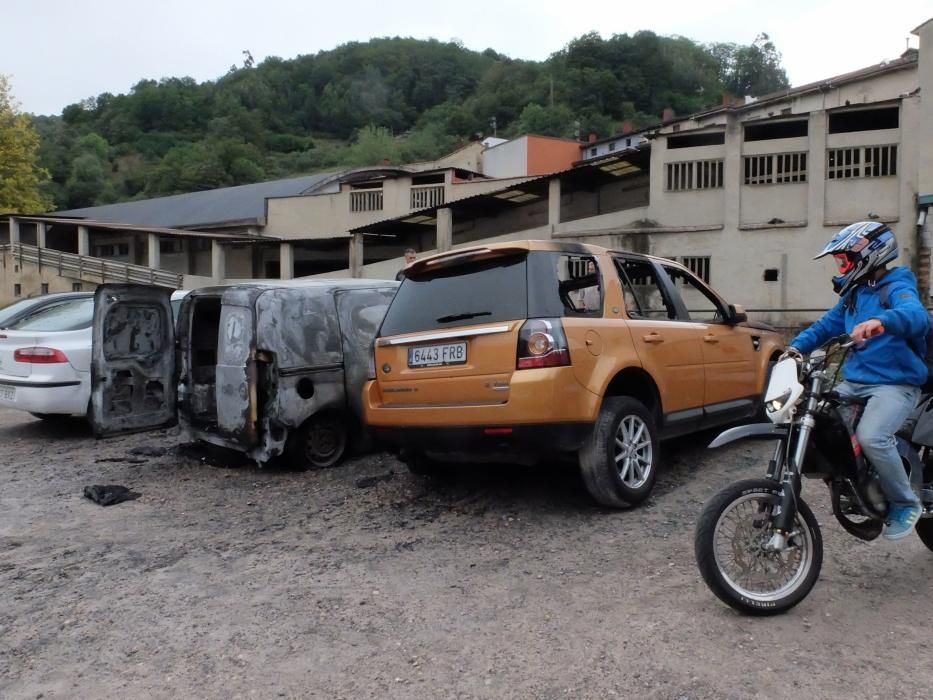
[372,423,594,453]
[363,367,600,454]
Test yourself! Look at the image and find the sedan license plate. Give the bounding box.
[408,342,467,368]
[0,385,15,401]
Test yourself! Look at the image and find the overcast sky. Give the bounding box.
[3,0,930,116]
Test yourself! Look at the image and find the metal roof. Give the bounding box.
[4,215,272,240]
[52,173,339,229]
[349,151,650,237]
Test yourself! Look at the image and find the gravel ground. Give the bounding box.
[2,406,932,699]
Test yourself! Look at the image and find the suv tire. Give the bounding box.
[579,396,659,508]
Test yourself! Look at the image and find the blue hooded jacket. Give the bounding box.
[790,267,929,386]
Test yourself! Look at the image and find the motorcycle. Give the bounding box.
[694,335,933,615]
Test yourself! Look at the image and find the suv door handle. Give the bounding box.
[703,334,719,343]
[643,333,664,344]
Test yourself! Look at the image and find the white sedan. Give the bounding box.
[0,291,188,421]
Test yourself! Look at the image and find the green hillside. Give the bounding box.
[32,32,788,210]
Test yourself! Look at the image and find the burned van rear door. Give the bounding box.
[335,287,398,418]
[214,301,258,446]
[91,284,176,437]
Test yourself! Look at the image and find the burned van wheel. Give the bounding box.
[578,396,659,508]
[288,414,348,469]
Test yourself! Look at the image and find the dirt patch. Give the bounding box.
[1,407,931,699]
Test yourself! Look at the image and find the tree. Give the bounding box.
[511,103,576,138]
[0,76,51,213]
[709,33,789,98]
[348,125,401,167]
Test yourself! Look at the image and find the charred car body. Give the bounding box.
[90,279,398,467]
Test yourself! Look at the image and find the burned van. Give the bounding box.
[90,279,399,467]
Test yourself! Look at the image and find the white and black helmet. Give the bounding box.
[815,221,898,296]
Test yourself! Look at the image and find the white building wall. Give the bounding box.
[481,138,529,178]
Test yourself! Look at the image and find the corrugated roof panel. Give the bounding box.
[53,172,338,229]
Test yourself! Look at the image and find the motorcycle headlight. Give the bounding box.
[767,389,793,414]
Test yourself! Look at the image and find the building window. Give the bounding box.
[828,106,898,134]
[590,147,597,157]
[160,239,184,254]
[608,142,616,152]
[665,160,724,191]
[350,189,384,212]
[626,138,632,147]
[41,283,49,295]
[118,243,129,255]
[668,132,725,149]
[681,256,711,283]
[744,120,808,141]
[13,284,21,297]
[72,283,82,291]
[94,244,115,257]
[743,152,807,185]
[827,145,897,180]
[763,269,779,282]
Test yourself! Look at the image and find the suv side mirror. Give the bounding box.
[727,303,748,324]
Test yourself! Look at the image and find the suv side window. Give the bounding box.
[559,255,601,315]
[661,264,724,323]
[615,258,677,320]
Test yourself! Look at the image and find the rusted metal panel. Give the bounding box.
[215,304,256,444]
[128,279,399,463]
[336,288,398,421]
[91,285,176,436]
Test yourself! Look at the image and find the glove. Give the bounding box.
[779,346,803,362]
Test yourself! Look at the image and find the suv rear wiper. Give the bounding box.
[435,311,492,323]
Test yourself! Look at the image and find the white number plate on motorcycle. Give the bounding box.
[408,342,467,368]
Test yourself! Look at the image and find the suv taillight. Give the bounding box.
[516,318,570,370]
[366,343,377,381]
[14,347,69,363]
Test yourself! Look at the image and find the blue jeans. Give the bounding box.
[835,381,921,510]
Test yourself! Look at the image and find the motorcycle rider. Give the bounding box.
[785,221,929,540]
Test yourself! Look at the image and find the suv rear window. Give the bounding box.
[380,254,528,336]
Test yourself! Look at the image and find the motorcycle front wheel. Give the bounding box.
[695,479,823,616]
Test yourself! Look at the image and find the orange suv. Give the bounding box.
[363,241,783,507]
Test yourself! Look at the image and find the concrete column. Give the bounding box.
[9,217,20,244]
[807,111,827,230]
[184,238,194,275]
[211,240,226,282]
[147,233,161,269]
[547,178,561,237]
[36,222,46,248]
[722,115,741,233]
[77,225,90,256]
[436,207,453,253]
[349,233,364,278]
[127,235,138,265]
[279,242,295,280]
[916,20,933,203]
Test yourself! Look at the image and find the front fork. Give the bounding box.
[767,375,822,550]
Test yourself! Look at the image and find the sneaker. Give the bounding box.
[882,505,922,541]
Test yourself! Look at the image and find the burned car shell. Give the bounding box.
[92,279,398,465]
